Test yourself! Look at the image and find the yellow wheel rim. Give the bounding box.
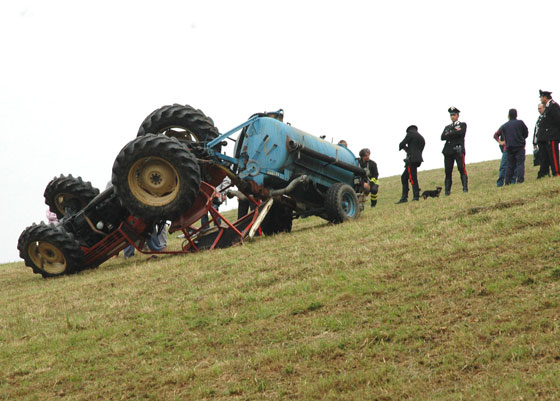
[128,156,180,207]
[28,241,67,275]
[54,193,76,216]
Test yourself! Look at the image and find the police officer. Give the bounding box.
[538,90,560,176]
[441,106,468,195]
[358,148,379,207]
[533,103,549,177]
[396,125,425,204]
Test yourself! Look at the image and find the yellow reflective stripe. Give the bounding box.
[370,177,379,185]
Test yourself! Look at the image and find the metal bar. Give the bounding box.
[207,116,259,149]
[209,152,238,165]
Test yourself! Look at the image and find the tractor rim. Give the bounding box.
[341,191,356,218]
[129,156,180,207]
[28,241,67,274]
[159,126,201,142]
[54,193,75,216]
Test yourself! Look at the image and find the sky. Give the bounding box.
[1,0,559,263]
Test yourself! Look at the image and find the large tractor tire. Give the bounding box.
[44,174,100,219]
[18,223,84,278]
[325,183,360,224]
[112,134,201,222]
[261,203,293,235]
[137,104,220,151]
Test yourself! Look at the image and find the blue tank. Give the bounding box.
[235,117,359,190]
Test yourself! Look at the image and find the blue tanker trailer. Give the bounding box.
[208,109,365,227]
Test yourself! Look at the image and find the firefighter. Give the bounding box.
[358,148,379,207]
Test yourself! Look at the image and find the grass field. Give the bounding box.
[1,158,559,400]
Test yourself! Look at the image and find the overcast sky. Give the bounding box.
[1,0,558,263]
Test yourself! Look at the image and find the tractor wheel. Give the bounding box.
[44,174,100,219]
[112,134,201,221]
[261,203,293,235]
[325,183,360,223]
[137,104,220,151]
[18,223,84,278]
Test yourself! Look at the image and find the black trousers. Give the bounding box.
[444,152,468,192]
[237,199,255,220]
[401,162,420,199]
[536,141,550,178]
[541,140,560,176]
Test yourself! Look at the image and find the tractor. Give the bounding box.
[18,105,366,277]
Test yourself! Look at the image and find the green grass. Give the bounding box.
[2,158,560,400]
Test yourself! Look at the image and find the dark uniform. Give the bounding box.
[396,125,425,203]
[358,157,379,207]
[441,107,468,195]
[538,90,560,176]
[358,148,379,207]
[533,114,548,172]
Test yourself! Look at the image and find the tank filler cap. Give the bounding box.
[244,160,261,177]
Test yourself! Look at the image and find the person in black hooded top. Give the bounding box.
[396,125,425,204]
[500,108,528,184]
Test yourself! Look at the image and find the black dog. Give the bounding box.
[421,186,442,199]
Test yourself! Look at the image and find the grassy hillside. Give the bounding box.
[1,158,559,400]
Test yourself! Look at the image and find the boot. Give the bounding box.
[461,175,468,193]
[396,186,408,204]
[370,200,377,208]
[412,186,420,201]
[445,179,451,196]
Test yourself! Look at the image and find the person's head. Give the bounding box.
[538,103,545,115]
[338,140,348,147]
[359,148,370,162]
[448,106,460,122]
[539,89,552,105]
[508,108,517,120]
[406,125,418,133]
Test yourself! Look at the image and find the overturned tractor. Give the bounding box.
[18,105,366,277]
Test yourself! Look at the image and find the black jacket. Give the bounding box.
[533,115,543,145]
[500,119,528,148]
[358,159,379,180]
[399,129,425,165]
[539,100,560,141]
[441,121,467,155]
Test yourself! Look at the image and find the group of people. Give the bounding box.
[395,105,467,203]
[492,90,560,186]
[391,89,560,204]
[532,90,560,179]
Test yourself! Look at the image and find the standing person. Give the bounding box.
[500,109,528,184]
[441,106,468,195]
[533,103,549,177]
[494,126,517,186]
[396,125,425,204]
[358,148,379,207]
[538,90,560,176]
